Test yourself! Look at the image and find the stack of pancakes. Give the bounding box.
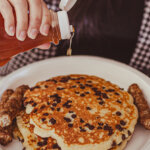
[16,74,138,150]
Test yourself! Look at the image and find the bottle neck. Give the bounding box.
[57,11,72,40]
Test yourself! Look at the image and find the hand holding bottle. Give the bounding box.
[0,0,51,49]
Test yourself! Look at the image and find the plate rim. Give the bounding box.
[0,55,150,84]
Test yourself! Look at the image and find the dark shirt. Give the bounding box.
[57,0,144,64]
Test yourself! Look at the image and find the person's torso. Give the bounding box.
[57,0,144,64]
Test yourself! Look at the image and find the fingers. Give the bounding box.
[40,1,51,36]
[0,0,51,42]
[0,0,15,36]
[27,0,42,39]
[36,43,51,49]
[9,0,28,41]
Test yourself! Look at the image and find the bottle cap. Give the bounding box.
[59,0,77,12]
[57,11,72,39]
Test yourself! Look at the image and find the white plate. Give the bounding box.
[0,56,150,150]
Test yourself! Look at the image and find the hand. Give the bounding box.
[0,0,51,49]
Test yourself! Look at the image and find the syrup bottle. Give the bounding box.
[0,0,77,66]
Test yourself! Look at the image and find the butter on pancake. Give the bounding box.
[16,111,60,150]
[24,74,138,150]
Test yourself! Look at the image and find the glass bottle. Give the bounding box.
[0,10,73,66]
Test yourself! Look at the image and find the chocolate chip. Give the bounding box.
[122,134,126,140]
[41,118,46,122]
[108,129,113,136]
[52,103,57,107]
[66,100,72,103]
[116,100,122,104]
[99,101,104,105]
[80,85,85,89]
[52,79,57,83]
[33,109,37,113]
[86,107,91,110]
[57,87,65,90]
[46,79,51,81]
[37,142,43,146]
[57,108,60,111]
[85,84,92,87]
[76,81,80,84]
[80,118,84,123]
[89,125,95,130]
[18,137,24,143]
[43,113,49,116]
[60,77,70,83]
[50,94,59,98]
[97,97,102,100]
[120,120,126,126]
[116,124,123,131]
[128,130,132,136]
[43,138,48,142]
[71,114,77,118]
[52,143,61,149]
[85,123,95,130]
[68,124,73,128]
[92,87,98,92]
[103,124,113,136]
[80,93,85,97]
[32,102,37,107]
[85,91,90,94]
[37,140,47,146]
[47,102,50,105]
[104,124,112,131]
[106,89,115,92]
[28,100,34,104]
[49,118,56,125]
[64,117,71,122]
[116,111,122,116]
[98,122,104,126]
[71,85,77,88]
[102,93,109,99]
[115,92,120,95]
[63,100,72,108]
[75,91,80,94]
[80,127,86,132]
[40,105,46,110]
[87,80,92,83]
[51,107,55,111]
[53,97,61,104]
[65,105,71,108]
[45,85,48,88]
[112,141,117,147]
[95,91,102,96]
[97,126,102,130]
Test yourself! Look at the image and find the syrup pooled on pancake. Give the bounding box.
[24,75,138,150]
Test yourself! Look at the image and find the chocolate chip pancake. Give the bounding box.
[16,111,60,150]
[24,74,138,150]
